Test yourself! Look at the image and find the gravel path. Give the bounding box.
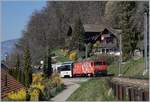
[51,78,89,101]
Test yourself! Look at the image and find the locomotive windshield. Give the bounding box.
[60,65,71,71]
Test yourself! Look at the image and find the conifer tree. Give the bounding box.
[18,69,22,82]
[43,47,52,78]
[16,54,20,81]
[47,48,53,77]
[119,1,136,60]
[72,17,85,58]
[43,53,48,78]
[21,71,25,86]
[24,45,32,87]
[73,17,85,51]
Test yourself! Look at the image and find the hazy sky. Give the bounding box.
[2,1,46,41]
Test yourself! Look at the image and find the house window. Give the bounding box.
[110,37,114,43]
[102,49,105,53]
[106,37,113,43]
[106,49,109,53]
[106,38,109,43]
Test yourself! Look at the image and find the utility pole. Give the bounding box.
[85,43,88,59]
[143,12,148,75]
[118,33,122,76]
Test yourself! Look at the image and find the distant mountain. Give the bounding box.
[1,39,19,60]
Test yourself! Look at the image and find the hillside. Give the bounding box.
[52,49,70,63]
[10,1,148,65]
[1,39,18,60]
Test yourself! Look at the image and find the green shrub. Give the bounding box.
[51,73,63,87]
[69,51,77,61]
[32,72,44,84]
[44,83,64,100]
[50,87,57,97]
[56,84,65,93]
[7,89,27,101]
[43,74,64,100]
[29,82,45,101]
[29,87,41,101]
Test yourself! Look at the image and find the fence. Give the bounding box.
[107,79,149,101]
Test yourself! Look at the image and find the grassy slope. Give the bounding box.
[67,58,148,101]
[52,49,70,63]
[108,58,148,79]
[67,78,115,101]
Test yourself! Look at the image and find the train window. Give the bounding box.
[94,62,103,66]
[60,65,71,71]
[103,62,106,65]
[91,62,94,66]
[57,66,62,73]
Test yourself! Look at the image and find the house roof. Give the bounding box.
[1,63,8,70]
[83,24,122,36]
[69,23,121,35]
[94,28,119,41]
[68,23,122,43]
[83,24,105,32]
[1,64,25,99]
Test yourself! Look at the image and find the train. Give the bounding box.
[57,60,108,78]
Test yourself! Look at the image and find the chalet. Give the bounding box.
[1,63,25,99]
[67,24,121,55]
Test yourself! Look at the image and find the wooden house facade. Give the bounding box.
[67,24,120,55]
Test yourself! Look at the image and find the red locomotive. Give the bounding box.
[73,60,108,77]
